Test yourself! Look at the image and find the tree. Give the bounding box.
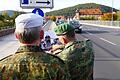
[11,11,20,19]
[11,11,20,23]
[101,13,117,21]
[50,16,56,22]
[0,21,4,28]
[80,16,96,20]
[0,15,5,22]
[116,11,120,21]
[2,11,10,21]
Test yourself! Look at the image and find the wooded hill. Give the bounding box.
[0,10,25,16]
[45,3,118,17]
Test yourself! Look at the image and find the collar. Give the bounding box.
[65,41,75,49]
[65,40,82,49]
[16,46,43,53]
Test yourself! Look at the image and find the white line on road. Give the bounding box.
[86,31,94,35]
[87,32,93,35]
[99,38,117,46]
[86,31,117,46]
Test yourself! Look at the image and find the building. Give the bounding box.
[74,8,103,20]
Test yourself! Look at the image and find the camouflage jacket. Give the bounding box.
[56,40,94,80]
[0,46,70,80]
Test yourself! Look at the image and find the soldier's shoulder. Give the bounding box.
[45,53,65,64]
[77,38,91,43]
[77,39,92,45]
[84,38,93,47]
[84,38,92,43]
[72,39,93,50]
[34,51,64,64]
[74,38,91,44]
[0,54,13,62]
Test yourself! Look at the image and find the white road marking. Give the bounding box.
[86,31,117,46]
[86,31,93,35]
[99,38,117,45]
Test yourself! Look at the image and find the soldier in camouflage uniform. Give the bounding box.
[53,23,94,80]
[0,13,70,80]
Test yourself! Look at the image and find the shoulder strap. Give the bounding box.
[0,54,13,61]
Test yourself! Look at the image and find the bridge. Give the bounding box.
[0,21,120,80]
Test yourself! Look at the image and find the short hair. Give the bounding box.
[63,30,75,39]
[15,27,40,44]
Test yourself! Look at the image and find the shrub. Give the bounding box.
[50,16,56,21]
[80,16,97,20]
[101,13,117,21]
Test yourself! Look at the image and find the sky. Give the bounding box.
[0,0,120,13]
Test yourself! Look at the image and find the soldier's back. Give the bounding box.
[0,51,69,80]
[57,40,94,80]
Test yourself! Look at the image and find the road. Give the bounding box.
[76,24,120,80]
[0,34,19,59]
[0,22,120,80]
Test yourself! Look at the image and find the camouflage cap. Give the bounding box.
[54,23,74,36]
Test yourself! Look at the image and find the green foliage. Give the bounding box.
[0,11,25,30]
[11,11,20,19]
[116,11,120,21]
[101,13,117,21]
[80,16,96,20]
[0,21,14,30]
[2,11,10,20]
[0,21,4,27]
[100,6,117,13]
[117,18,120,21]
[0,15,5,22]
[11,11,21,23]
[45,3,118,17]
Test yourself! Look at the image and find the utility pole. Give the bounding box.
[111,0,114,26]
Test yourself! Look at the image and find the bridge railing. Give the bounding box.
[79,20,120,27]
[0,27,15,37]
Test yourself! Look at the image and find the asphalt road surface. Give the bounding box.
[0,33,19,59]
[76,24,120,80]
[0,22,120,80]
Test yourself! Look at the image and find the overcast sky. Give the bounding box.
[0,0,120,12]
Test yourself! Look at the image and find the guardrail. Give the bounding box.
[80,20,120,27]
[0,28,15,37]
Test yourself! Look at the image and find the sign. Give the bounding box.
[20,0,54,9]
[32,8,44,17]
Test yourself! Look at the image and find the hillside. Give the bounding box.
[0,10,25,16]
[45,3,118,17]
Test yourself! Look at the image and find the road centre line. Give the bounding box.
[85,31,117,46]
[86,32,93,35]
[99,38,117,46]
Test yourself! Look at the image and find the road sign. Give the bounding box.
[32,8,44,17]
[20,0,54,9]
